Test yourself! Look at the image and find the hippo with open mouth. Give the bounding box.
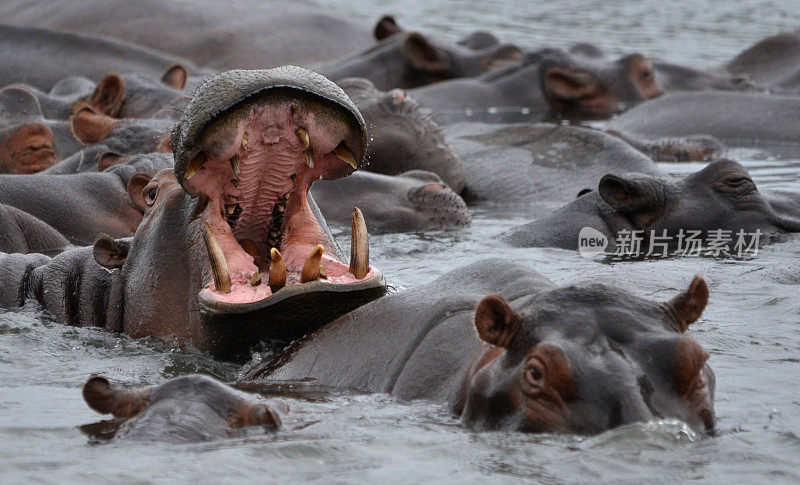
[0,66,386,359]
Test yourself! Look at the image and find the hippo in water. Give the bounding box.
[82,375,284,442]
[0,67,386,359]
[501,160,800,252]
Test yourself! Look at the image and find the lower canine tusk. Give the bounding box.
[201,221,231,294]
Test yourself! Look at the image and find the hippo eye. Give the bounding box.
[525,362,545,388]
[145,187,158,206]
[640,70,653,81]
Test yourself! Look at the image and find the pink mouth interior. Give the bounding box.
[185,99,375,304]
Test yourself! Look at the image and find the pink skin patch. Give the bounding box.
[189,100,374,305]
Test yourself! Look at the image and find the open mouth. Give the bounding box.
[180,88,377,307]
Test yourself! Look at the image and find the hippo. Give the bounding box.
[310,170,470,233]
[442,122,666,210]
[0,24,198,91]
[238,258,715,435]
[0,122,58,174]
[0,67,386,360]
[0,0,373,71]
[607,92,800,157]
[407,48,663,125]
[501,160,800,252]
[724,29,800,95]
[372,15,503,52]
[0,203,69,254]
[0,153,172,245]
[313,28,520,91]
[82,375,284,442]
[338,78,465,192]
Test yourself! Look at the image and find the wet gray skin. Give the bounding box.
[243,258,716,435]
[607,92,800,157]
[338,77,465,192]
[82,375,284,442]
[724,29,800,95]
[310,169,470,233]
[501,159,800,250]
[0,153,173,245]
[0,67,386,361]
[0,203,70,255]
[0,0,372,71]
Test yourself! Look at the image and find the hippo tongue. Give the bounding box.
[184,92,375,305]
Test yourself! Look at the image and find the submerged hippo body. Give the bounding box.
[0,0,372,71]
[0,24,199,91]
[244,259,716,435]
[82,375,283,442]
[408,48,663,125]
[443,122,666,210]
[724,30,800,95]
[501,160,800,251]
[0,153,172,245]
[310,170,470,233]
[0,67,386,359]
[0,203,69,255]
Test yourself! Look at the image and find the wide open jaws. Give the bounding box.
[184,91,375,305]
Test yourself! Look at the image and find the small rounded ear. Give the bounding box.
[97,151,127,172]
[457,31,500,50]
[127,172,152,212]
[374,14,402,40]
[0,86,44,124]
[667,275,709,332]
[161,63,188,90]
[87,73,125,117]
[542,65,600,104]
[474,295,521,348]
[248,404,282,429]
[597,174,644,212]
[402,32,450,73]
[485,44,522,67]
[93,234,130,269]
[577,188,593,198]
[83,376,116,414]
[71,104,117,144]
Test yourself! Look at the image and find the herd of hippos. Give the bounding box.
[0,0,799,441]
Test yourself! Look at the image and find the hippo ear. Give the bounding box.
[597,174,653,213]
[484,44,522,69]
[666,275,709,332]
[402,32,450,74]
[97,151,128,172]
[93,234,130,269]
[161,64,188,90]
[71,104,117,144]
[374,15,402,41]
[542,66,601,110]
[127,172,152,212]
[87,73,125,117]
[474,295,521,348]
[82,375,150,418]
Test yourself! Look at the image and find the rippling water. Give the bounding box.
[2,1,800,483]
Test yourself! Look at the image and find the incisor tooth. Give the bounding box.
[304,149,314,169]
[250,272,262,286]
[201,222,231,294]
[350,207,369,279]
[241,132,248,151]
[268,248,286,292]
[230,155,241,175]
[296,127,310,148]
[334,143,357,169]
[185,152,206,180]
[301,244,324,283]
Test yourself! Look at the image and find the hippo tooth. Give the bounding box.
[349,207,369,279]
[268,248,286,292]
[304,149,314,169]
[184,152,206,180]
[241,132,248,151]
[201,222,231,294]
[334,143,357,169]
[296,127,310,148]
[301,244,324,283]
[250,272,262,287]
[230,155,241,175]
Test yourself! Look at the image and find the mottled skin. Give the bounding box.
[0,153,172,245]
[338,78,465,192]
[0,203,69,255]
[443,122,666,210]
[608,92,800,157]
[0,0,372,71]
[243,259,716,435]
[501,160,800,250]
[310,170,470,233]
[0,24,201,91]
[82,375,283,442]
[407,48,662,125]
[724,29,800,95]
